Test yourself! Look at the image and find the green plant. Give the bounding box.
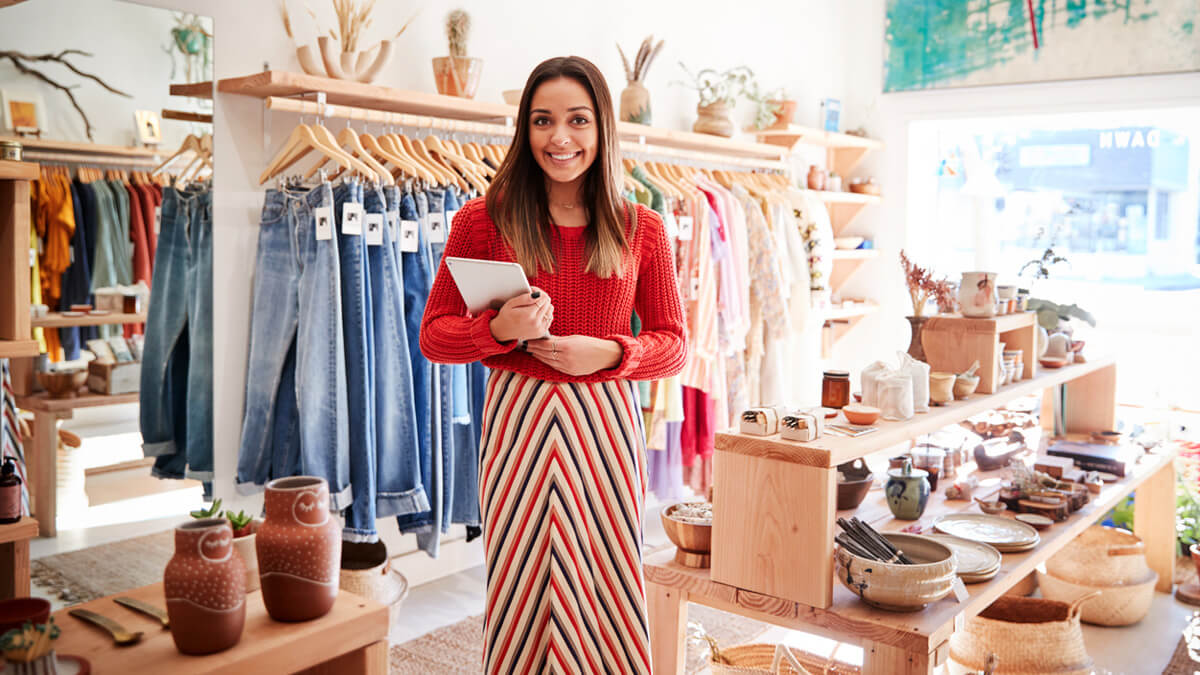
[1103,479,1200,557]
[225,509,255,537]
[674,63,754,107]
[1020,246,1069,281]
[746,83,786,130]
[189,498,222,520]
[1026,298,1096,332]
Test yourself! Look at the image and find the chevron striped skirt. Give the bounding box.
[479,369,652,675]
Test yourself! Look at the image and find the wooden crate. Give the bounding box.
[920,312,1037,394]
[87,360,141,395]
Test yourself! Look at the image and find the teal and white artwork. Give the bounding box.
[884,0,1200,92]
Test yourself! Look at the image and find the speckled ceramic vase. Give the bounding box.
[257,476,341,622]
[163,518,246,654]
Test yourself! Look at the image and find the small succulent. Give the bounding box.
[446,9,470,57]
[674,63,754,107]
[189,498,222,520]
[225,509,256,538]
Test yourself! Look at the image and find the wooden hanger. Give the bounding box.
[390,133,445,186]
[303,122,376,182]
[329,126,394,185]
[152,134,202,175]
[361,132,420,182]
[422,136,488,192]
[379,133,438,184]
[260,123,356,184]
[458,141,495,178]
[401,135,458,189]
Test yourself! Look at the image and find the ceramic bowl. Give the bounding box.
[1039,356,1068,369]
[833,236,864,250]
[996,285,1017,300]
[37,369,87,399]
[502,89,523,106]
[835,533,957,611]
[842,404,881,426]
[836,460,874,511]
[929,372,956,404]
[954,373,980,399]
[975,498,1007,515]
[0,598,51,635]
[660,504,711,557]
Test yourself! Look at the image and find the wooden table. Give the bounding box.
[0,517,36,599]
[646,444,1177,674]
[52,582,388,674]
[16,391,141,537]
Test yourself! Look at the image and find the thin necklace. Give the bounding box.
[555,201,580,209]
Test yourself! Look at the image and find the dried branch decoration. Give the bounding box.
[617,35,664,84]
[0,49,131,141]
[899,249,949,317]
[446,9,470,58]
[332,0,377,53]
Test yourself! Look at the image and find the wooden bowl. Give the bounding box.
[842,404,881,426]
[836,459,874,511]
[660,503,712,568]
[849,182,880,196]
[37,369,87,399]
[1039,356,1068,369]
[975,498,1007,515]
[0,598,50,635]
[835,534,956,611]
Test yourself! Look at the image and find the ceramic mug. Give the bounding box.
[959,272,998,318]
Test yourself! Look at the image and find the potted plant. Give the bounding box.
[675,64,754,137]
[899,250,951,361]
[432,9,482,98]
[749,85,795,131]
[190,499,261,592]
[616,35,664,125]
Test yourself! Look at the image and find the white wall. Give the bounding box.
[0,0,210,148]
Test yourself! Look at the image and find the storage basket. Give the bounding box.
[948,594,1097,675]
[710,643,859,675]
[1036,569,1157,626]
[1044,525,1148,587]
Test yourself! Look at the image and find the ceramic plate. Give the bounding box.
[926,534,1003,576]
[61,311,84,317]
[87,310,110,316]
[933,514,1039,547]
[1015,513,1054,530]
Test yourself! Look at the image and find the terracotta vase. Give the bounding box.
[907,315,930,361]
[766,99,796,130]
[163,518,246,654]
[807,164,826,191]
[692,101,734,137]
[619,82,651,124]
[432,56,483,98]
[257,476,341,622]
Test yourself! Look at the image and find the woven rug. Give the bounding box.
[1164,612,1200,675]
[32,530,174,605]
[389,603,773,674]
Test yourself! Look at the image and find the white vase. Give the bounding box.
[232,521,262,592]
[959,272,997,318]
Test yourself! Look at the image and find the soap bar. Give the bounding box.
[739,405,788,436]
[780,410,823,442]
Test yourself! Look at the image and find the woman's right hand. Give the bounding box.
[489,287,553,343]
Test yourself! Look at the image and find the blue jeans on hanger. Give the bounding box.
[236,185,351,510]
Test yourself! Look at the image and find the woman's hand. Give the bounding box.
[526,335,623,377]
[489,287,553,343]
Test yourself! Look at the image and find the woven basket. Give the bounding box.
[711,643,859,675]
[1036,569,1157,626]
[1044,525,1148,587]
[948,595,1097,675]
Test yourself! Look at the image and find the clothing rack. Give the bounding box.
[265,96,789,173]
[21,150,161,168]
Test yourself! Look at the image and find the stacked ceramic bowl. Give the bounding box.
[927,534,1002,584]
[835,533,957,611]
[1036,525,1157,626]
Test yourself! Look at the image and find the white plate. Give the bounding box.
[933,514,1039,547]
[925,534,1003,576]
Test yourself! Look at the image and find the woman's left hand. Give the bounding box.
[526,335,623,377]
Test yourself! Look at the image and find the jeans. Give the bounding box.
[141,186,213,484]
[236,184,351,509]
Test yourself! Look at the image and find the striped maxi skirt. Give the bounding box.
[479,369,653,675]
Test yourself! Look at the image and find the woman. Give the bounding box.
[420,56,686,674]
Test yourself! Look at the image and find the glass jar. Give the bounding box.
[822,370,851,409]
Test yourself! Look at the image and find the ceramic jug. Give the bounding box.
[958,271,997,318]
[163,518,246,654]
[257,476,341,622]
[885,460,930,520]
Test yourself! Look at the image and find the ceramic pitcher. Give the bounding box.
[257,476,341,622]
[885,460,930,520]
[163,518,246,654]
[958,271,997,318]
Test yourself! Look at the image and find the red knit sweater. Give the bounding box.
[419,198,688,383]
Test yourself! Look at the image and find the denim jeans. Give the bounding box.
[142,185,213,483]
[236,184,351,509]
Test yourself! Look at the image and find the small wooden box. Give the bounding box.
[87,360,141,395]
[1034,455,1076,479]
[920,312,1038,394]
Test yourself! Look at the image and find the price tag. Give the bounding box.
[342,202,364,235]
[427,211,446,243]
[29,249,36,267]
[364,213,383,246]
[153,206,162,236]
[954,612,965,633]
[446,209,458,231]
[314,206,333,241]
[678,215,694,241]
[951,577,969,603]
[663,212,679,239]
[399,220,419,252]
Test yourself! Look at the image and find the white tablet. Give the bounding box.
[445,257,532,315]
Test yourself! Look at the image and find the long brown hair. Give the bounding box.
[486,56,629,278]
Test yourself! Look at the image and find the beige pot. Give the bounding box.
[432,56,483,99]
[765,99,796,130]
[929,372,956,404]
[619,82,651,124]
[692,101,735,137]
[232,520,262,593]
[835,533,956,611]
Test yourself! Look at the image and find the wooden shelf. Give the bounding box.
[161,109,212,124]
[822,303,879,358]
[0,136,159,159]
[831,249,878,260]
[169,81,213,99]
[825,302,880,322]
[31,312,146,328]
[829,249,877,292]
[0,517,38,545]
[16,390,139,413]
[752,125,884,151]
[616,122,786,161]
[715,357,1115,469]
[0,160,38,181]
[0,340,38,359]
[812,190,881,205]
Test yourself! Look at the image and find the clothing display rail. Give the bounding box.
[20,151,161,168]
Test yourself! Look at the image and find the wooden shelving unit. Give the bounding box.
[0,341,38,359]
[0,136,159,159]
[752,124,883,175]
[823,302,879,355]
[16,390,139,414]
[829,248,878,292]
[31,312,147,328]
[169,81,213,99]
[161,109,212,124]
[0,517,37,599]
[0,159,36,359]
[811,189,880,234]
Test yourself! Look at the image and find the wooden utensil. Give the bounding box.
[69,609,143,645]
[114,597,170,628]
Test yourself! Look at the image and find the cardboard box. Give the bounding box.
[88,360,141,395]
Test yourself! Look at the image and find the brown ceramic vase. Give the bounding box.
[163,518,246,654]
[257,476,341,622]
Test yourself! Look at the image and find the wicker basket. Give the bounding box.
[1044,525,1148,587]
[711,643,859,675]
[948,595,1097,675]
[1036,569,1157,626]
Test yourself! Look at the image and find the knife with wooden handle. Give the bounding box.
[68,608,143,645]
[114,597,170,628]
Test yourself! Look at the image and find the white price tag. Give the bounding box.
[314,206,333,241]
[663,212,679,238]
[446,209,458,234]
[678,215,694,241]
[954,612,965,632]
[153,206,162,236]
[29,249,36,267]
[400,220,419,252]
[364,213,383,246]
[341,202,364,235]
[427,212,446,243]
[951,577,969,603]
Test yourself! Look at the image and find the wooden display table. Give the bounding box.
[0,517,36,599]
[648,444,1176,675]
[52,582,388,674]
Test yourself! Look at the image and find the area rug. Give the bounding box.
[389,603,773,674]
[32,530,174,605]
[1163,612,1200,675]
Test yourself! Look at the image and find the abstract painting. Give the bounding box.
[884,0,1200,92]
